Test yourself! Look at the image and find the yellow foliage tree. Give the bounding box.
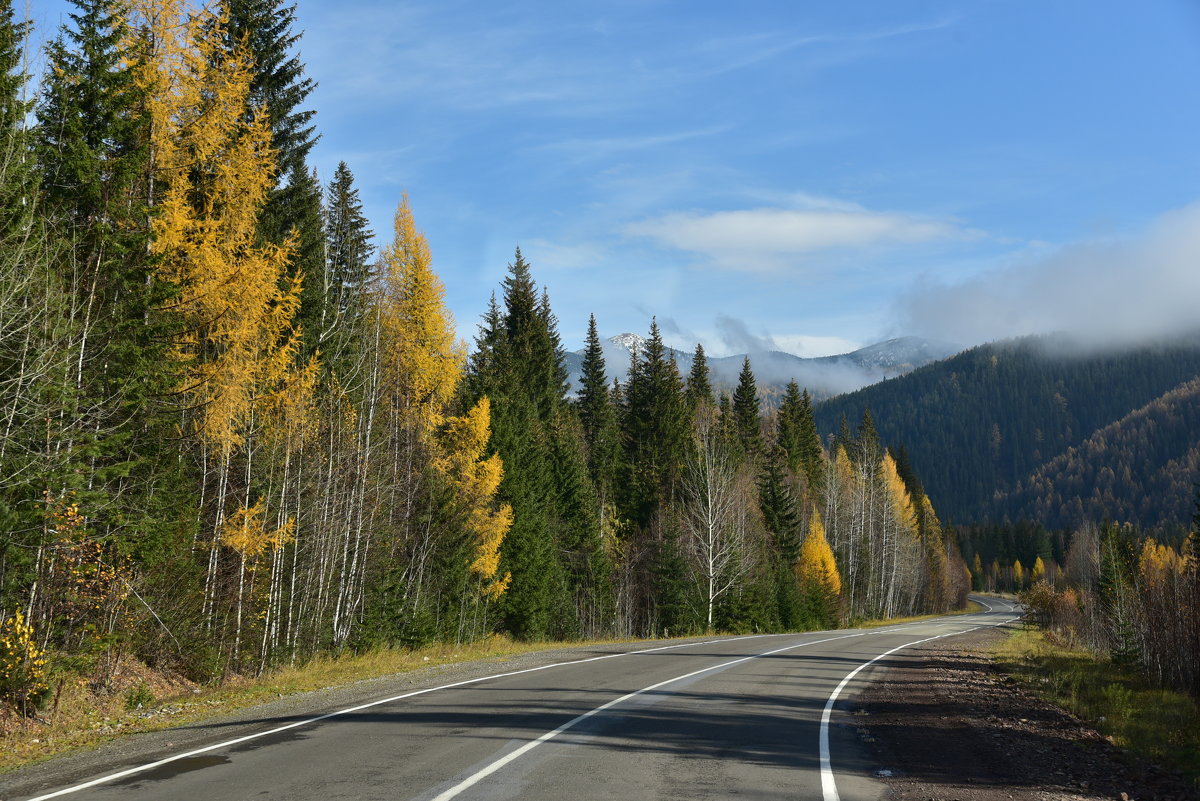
[376,194,509,598]
[1013,559,1025,588]
[881,452,917,534]
[796,510,841,597]
[376,195,465,440]
[1032,555,1047,583]
[134,0,304,458]
[433,397,513,599]
[1139,539,1183,587]
[220,498,296,559]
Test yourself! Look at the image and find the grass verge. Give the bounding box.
[858,599,984,628]
[994,627,1200,787]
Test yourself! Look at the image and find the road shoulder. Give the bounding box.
[855,628,1193,801]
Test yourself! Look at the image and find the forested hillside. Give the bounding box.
[814,334,1200,529]
[0,0,967,714]
[997,377,1200,530]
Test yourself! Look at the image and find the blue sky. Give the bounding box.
[25,0,1200,355]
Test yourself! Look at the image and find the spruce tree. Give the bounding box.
[777,381,804,470]
[36,0,180,555]
[320,161,374,374]
[468,250,611,638]
[732,357,761,458]
[0,0,30,229]
[324,161,374,318]
[686,343,712,410]
[795,389,825,493]
[759,447,802,564]
[854,409,880,465]
[220,0,326,363]
[759,445,805,630]
[0,0,50,611]
[221,0,317,179]
[620,319,687,528]
[277,163,326,358]
[576,315,618,492]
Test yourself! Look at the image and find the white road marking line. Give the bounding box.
[819,613,1020,801]
[21,617,979,801]
[21,628,889,801]
[426,629,883,801]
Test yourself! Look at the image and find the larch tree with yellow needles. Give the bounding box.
[795,509,841,627]
[365,194,509,640]
[133,0,309,663]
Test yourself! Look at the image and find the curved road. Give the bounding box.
[12,596,1020,801]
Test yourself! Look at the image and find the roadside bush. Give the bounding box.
[1,609,49,714]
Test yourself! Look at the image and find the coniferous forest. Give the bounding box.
[0,0,972,712]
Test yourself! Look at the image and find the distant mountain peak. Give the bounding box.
[608,332,647,353]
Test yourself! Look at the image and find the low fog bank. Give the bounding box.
[895,202,1200,353]
[564,335,958,400]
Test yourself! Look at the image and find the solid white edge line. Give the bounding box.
[20,628,889,801]
[819,609,1020,801]
[426,629,881,801]
[22,613,1009,801]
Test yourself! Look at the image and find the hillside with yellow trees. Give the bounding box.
[0,0,968,716]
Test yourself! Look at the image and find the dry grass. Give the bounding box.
[858,599,985,628]
[994,627,1200,788]
[0,634,629,774]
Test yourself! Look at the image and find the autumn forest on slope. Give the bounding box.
[0,0,1197,723]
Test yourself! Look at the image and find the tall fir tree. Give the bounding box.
[777,381,804,469]
[221,0,316,179]
[620,319,687,529]
[0,0,30,227]
[686,343,712,410]
[324,161,374,318]
[278,163,326,358]
[468,250,611,639]
[779,382,825,496]
[758,445,805,629]
[36,0,181,560]
[220,0,326,360]
[0,0,56,612]
[576,314,618,493]
[732,356,761,459]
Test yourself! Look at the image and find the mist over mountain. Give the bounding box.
[563,333,960,399]
[814,331,1200,530]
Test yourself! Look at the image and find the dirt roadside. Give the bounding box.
[854,628,1196,801]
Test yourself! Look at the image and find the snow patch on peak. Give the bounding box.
[609,333,648,353]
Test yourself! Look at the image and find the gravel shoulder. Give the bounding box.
[856,627,1195,801]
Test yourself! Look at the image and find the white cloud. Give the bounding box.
[533,126,732,163]
[625,206,963,271]
[894,202,1200,347]
[772,334,863,358]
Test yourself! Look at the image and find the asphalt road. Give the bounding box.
[8,596,1020,801]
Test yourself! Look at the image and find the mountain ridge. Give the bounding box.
[812,331,1200,530]
[563,333,960,399]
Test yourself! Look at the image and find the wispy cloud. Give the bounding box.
[625,204,966,272]
[894,202,1200,346]
[533,126,732,163]
[305,3,956,120]
[715,314,778,354]
[688,17,957,79]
